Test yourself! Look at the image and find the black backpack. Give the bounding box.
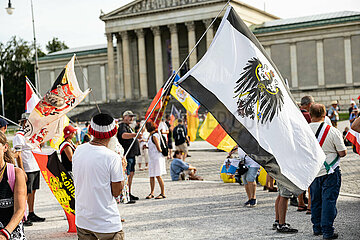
[151,133,168,157]
[173,125,186,145]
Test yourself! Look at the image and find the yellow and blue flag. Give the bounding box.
[170,73,200,114]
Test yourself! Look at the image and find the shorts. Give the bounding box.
[126,157,136,175]
[242,167,259,185]
[277,182,292,198]
[26,171,40,194]
[175,143,188,154]
[76,227,124,240]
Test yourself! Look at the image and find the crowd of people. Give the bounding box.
[0,94,358,239]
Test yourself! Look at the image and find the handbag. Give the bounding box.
[237,160,248,175]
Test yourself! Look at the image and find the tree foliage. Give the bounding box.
[0,37,37,122]
[46,37,69,53]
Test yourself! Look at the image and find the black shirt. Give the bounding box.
[59,140,76,172]
[0,165,14,227]
[173,124,187,146]
[117,122,140,158]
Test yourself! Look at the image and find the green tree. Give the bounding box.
[46,37,69,53]
[0,37,37,122]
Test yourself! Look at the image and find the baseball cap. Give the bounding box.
[63,125,77,139]
[18,113,30,122]
[123,110,136,117]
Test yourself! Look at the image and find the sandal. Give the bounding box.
[297,205,307,212]
[155,194,166,199]
[306,209,311,214]
[145,194,154,199]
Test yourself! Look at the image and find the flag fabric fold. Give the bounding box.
[178,6,325,195]
[32,151,76,233]
[145,80,173,126]
[170,73,200,114]
[186,110,199,142]
[23,55,90,147]
[170,105,181,127]
[199,112,237,152]
[346,129,360,154]
[25,78,40,113]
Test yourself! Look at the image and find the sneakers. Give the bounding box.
[249,199,257,207]
[23,219,33,226]
[27,212,45,222]
[244,200,251,206]
[272,221,290,230]
[277,224,298,234]
[323,233,338,239]
[129,194,139,201]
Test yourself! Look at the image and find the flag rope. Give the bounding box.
[75,55,101,114]
[123,0,230,158]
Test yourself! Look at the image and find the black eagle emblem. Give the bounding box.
[234,57,284,124]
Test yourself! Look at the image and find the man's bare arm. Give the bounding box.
[111,181,124,197]
[351,117,360,133]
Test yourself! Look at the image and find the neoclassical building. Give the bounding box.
[37,0,360,120]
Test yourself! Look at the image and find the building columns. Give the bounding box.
[290,43,298,88]
[151,26,164,91]
[344,37,353,85]
[106,33,116,101]
[120,31,133,100]
[203,19,214,49]
[185,21,197,68]
[316,40,325,86]
[135,29,148,99]
[115,34,124,100]
[168,24,180,71]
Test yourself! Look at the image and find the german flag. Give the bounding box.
[199,113,236,152]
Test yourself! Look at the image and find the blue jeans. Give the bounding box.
[126,157,136,175]
[310,167,341,238]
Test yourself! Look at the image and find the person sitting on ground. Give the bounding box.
[170,150,198,181]
[0,131,27,240]
[59,125,77,177]
[309,103,346,239]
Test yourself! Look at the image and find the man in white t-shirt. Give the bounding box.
[13,113,45,226]
[73,113,125,240]
[309,104,346,239]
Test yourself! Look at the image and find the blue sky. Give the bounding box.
[0,0,359,52]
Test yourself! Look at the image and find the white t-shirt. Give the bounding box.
[238,147,260,168]
[158,121,169,141]
[309,122,347,177]
[73,143,124,233]
[12,131,40,172]
[139,131,150,149]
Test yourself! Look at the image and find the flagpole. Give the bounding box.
[122,0,230,158]
[30,0,40,92]
[0,115,21,127]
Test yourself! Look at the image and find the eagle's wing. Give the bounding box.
[234,58,260,118]
[259,87,284,124]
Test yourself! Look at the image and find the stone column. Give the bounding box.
[135,29,148,99]
[120,31,132,100]
[344,37,353,85]
[115,33,124,100]
[168,24,180,71]
[203,19,214,49]
[151,26,163,91]
[185,21,197,68]
[290,43,298,88]
[316,40,325,86]
[106,33,116,101]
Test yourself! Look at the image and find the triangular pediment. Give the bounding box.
[101,0,219,20]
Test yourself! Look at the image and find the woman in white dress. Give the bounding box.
[145,121,166,199]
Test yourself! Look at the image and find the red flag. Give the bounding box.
[32,151,76,233]
[25,78,40,113]
[145,82,172,127]
[346,129,360,154]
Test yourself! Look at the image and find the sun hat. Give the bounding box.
[63,125,77,139]
[123,110,136,117]
[330,100,337,105]
[18,113,30,122]
[88,113,117,139]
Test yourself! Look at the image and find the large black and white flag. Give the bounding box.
[178,6,325,195]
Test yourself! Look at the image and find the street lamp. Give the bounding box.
[5,0,14,15]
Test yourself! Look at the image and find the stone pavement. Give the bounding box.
[25,142,360,240]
